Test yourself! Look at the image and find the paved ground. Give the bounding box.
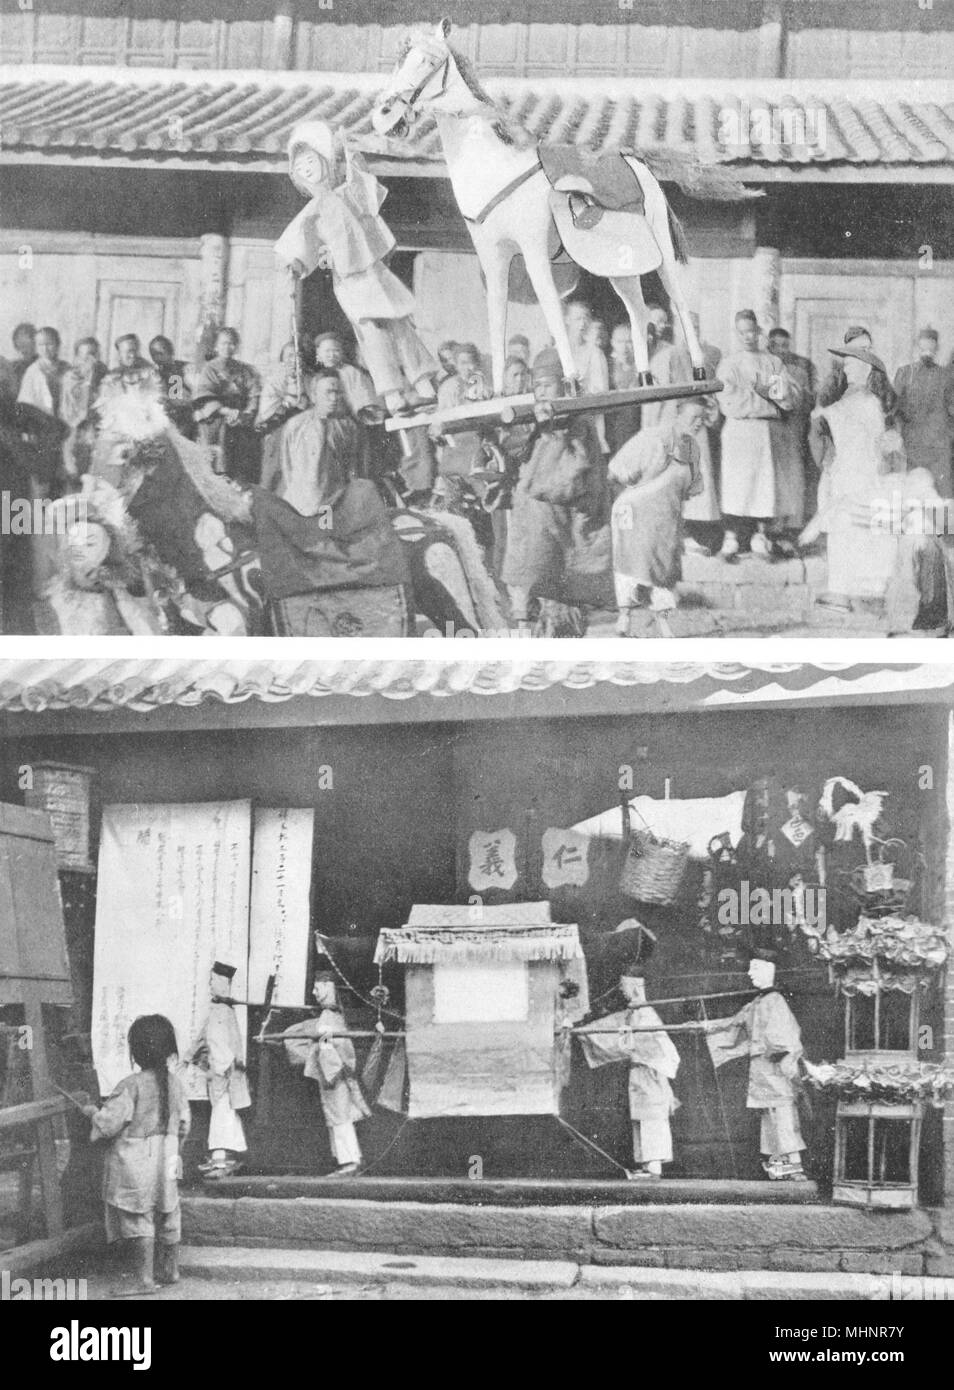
[74,1273,610,1301]
[584,610,887,639]
[56,1245,948,1302]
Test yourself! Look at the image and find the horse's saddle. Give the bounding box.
[539,145,663,280]
[540,145,646,222]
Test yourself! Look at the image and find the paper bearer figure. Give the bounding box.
[577,930,678,1179]
[618,971,680,1178]
[188,960,251,1179]
[275,121,438,417]
[282,971,371,1176]
[705,953,808,1181]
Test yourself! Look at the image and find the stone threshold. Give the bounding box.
[194,1175,820,1206]
[181,1194,944,1276]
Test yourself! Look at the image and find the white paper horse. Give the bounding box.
[373,19,716,395]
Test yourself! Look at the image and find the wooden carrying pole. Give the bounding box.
[257,989,757,1044]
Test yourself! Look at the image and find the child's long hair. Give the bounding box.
[128,1014,179,1132]
[820,363,898,427]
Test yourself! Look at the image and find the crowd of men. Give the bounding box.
[2,299,953,635]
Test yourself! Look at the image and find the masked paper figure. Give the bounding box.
[282,971,371,1176]
[188,960,251,1179]
[578,963,680,1179]
[706,954,807,1181]
[618,971,680,1177]
[275,122,437,417]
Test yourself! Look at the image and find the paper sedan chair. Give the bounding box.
[373,902,589,1119]
[372,20,752,399]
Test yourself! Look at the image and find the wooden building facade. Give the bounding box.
[1,656,954,1218]
[2,0,954,381]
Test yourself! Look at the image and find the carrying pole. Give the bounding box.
[288,269,303,400]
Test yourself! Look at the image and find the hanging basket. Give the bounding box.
[620,829,690,905]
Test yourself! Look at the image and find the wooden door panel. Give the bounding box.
[95,278,181,363]
[781,269,914,380]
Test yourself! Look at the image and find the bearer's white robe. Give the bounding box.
[706,990,805,1156]
[579,1006,680,1164]
[192,1002,250,1153]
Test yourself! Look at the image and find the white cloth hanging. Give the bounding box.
[572,791,746,861]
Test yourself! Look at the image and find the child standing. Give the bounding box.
[83,1014,190,1294]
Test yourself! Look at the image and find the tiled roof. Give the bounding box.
[1,68,952,175]
[0,658,937,717]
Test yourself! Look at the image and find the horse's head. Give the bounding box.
[91,393,171,492]
[372,19,454,138]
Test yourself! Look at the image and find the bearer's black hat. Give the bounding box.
[211,960,237,979]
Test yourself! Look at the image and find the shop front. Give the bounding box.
[2,659,954,1272]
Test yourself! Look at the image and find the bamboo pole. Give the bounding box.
[258,1030,405,1043]
[256,987,758,1044]
[258,1022,720,1041]
[566,1022,711,1035]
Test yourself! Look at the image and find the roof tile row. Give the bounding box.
[0,659,929,716]
[1,74,952,168]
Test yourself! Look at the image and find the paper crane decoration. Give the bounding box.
[819,777,888,866]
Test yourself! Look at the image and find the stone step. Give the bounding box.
[677,550,887,630]
[181,1193,935,1276]
[176,1245,948,1300]
[195,1175,820,1206]
[179,1245,578,1291]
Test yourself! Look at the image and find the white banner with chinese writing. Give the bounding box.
[467,829,518,892]
[92,801,252,1098]
[248,807,314,1008]
[541,828,590,888]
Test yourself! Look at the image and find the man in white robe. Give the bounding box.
[718,310,797,559]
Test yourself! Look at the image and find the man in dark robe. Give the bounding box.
[894,327,954,497]
[502,352,611,635]
[254,368,409,634]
